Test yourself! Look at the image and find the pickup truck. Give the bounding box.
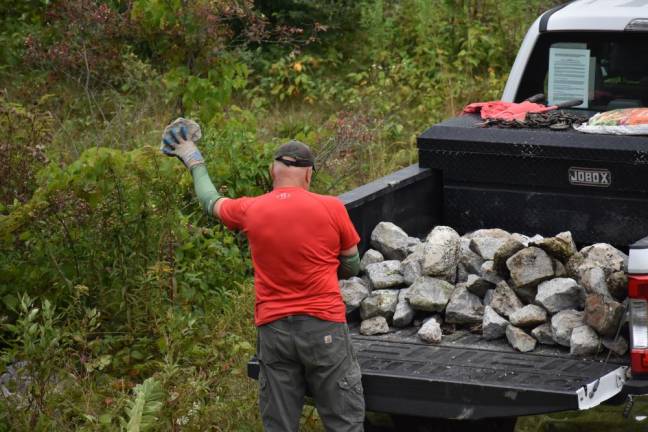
[249,1,648,429]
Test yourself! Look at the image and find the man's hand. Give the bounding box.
[160,118,204,169]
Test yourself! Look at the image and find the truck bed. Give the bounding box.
[348,324,626,419]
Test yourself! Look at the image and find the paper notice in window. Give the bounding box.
[548,47,590,109]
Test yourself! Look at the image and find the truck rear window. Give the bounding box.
[516,32,648,111]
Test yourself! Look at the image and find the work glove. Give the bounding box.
[160,117,204,169]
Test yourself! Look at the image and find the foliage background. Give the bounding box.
[3,1,644,431]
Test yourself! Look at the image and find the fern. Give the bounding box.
[123,377,165,432]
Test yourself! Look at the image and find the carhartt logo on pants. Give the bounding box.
[324,335,332,344]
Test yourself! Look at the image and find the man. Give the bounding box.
[161,123,365,432]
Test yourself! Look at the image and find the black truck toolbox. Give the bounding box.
[418,114,648,246]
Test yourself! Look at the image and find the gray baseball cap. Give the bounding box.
[274,140,315,168]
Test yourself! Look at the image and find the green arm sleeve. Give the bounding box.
[338,252,360,279]
[190,164,222,217]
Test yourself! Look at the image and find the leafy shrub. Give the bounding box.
[0,97,52,209]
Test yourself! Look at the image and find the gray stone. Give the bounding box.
[480,260,504,285]
[401,250,423,285]
[551,310,585,347]
[489,281,524,318]
[406,237,422,255]
[456,263,469,283]
[445,285,484,324]
[602,336,629,356]
[482,306,509,340]
[570,325,600,356]
[512,283,537,304]
[422,226,461,282]
[580,243,628,275]
[493,238,525,277]
[360,249,384,272]
[512,233,530,246]
[365,260,404,289]
[370,222,410,260]
[531,231,577,263]
[531,323,555,345]
[607,271,628,301]
[528,234,544,244]
[584,294,624,337]
[408,276,455,312]
[506,247,554,289]
[509,304,548,328]
[467,228,514,261]
[579,266,612,298]
[340,277,370,313]
[465,274,493,298]
[483,289,495,306]
[417,314,444,328]
[536,278,585,313]
[565,252,585,279]
[460,237,485,274]
[506,325,537,352]
[418,318,443,343]
[553,259,567,278]
[359,289,399,321]
[360,275,373,291]
[360,316,390,336]
[393,288,415,328]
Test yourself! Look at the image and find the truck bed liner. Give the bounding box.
[348,324,627,419]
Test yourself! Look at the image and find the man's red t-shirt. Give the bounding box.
[219,187,360,326]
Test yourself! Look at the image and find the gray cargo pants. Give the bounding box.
[256,315,365,432]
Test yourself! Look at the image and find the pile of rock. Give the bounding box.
[340,222,629,356]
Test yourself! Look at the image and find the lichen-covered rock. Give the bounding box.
[531,231,577,263]
[506,247,554,289]
[482,306,509,340]
[445,285,484,324]
[509,304,547,328]
[456,263,469,283]
[360,249,384,272]
[493,238,525,277]
[460,237,485,274]
[360,316,390,335]
[370,222,410,260]
[584,294,624,337]
[365,260,404,289]
[579,266,612,298]
[418,317,442,343]
[480,260,504,285]
[340,277,371,313]
[579,243,628,275]
[393,288,415,328]
[535,278,585,313]
[422,226,461,282]
[408,276,455,312]
[531,323,555,345]
[565,252,585,279]
[467,229,512,260]
[607,271,628,301]
[570,325,600,356]
[602,336,629,356]
[489,281,524,318]
[551,310,585,347]
[465,274,493,298]
[506,325,537,352]
[359,289,399,321]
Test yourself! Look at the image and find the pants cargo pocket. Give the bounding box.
[337,363,365,424]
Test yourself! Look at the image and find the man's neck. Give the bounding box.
[273,180,307,190]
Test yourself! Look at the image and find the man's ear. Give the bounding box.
[305,167,313,185]
[269,162,276,181]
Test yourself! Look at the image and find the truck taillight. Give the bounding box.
[629,276,648,376]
